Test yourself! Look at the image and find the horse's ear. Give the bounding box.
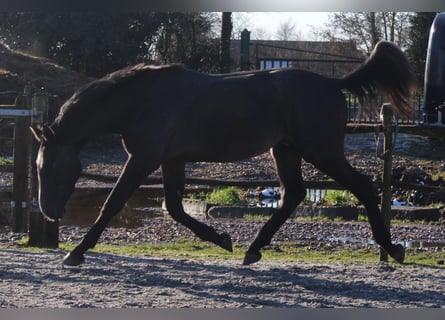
[30,126,42,143]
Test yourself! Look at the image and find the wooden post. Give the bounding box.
[240,29,250,71]
[379,103,394,262]
[11,87,32,232]
[28,93,59,248]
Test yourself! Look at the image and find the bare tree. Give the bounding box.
[317,12,412,54]
[231,12,252,39]
[275,19,301,41]
[251,27,270,40]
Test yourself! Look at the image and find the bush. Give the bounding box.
[321,190,359,206]
[205,187,245,206]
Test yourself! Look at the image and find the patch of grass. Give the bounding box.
[243,213,270,220]
[205,186,246,206]
[294,215,346,222]
[17,237,29,246]
[431,172,445,182]
[52,239,444,268]
[321,190,360,206]
[429,202,444,209]
[9,237,444,268]
[58,239,245,260]
[261,245,381,264]
[186,191,207,200]
[0,157,13,166]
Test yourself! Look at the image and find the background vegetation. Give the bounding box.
[0,12,438,83]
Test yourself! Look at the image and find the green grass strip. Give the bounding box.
[10,237,445,268]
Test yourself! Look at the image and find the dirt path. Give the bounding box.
[1,248,444,308]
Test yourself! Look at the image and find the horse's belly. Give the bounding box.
[170,134,280,163]
[165,107,288,162]
[196,144,271,162]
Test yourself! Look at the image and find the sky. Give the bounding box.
[232,12,331,40]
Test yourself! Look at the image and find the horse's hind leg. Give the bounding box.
[306,151,404,263]
[161,161,233,252]
[63,155,158,266]
[243,144,306,265]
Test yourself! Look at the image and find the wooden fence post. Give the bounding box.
[28,93,59,248]
[11,86,32,232]
[379,103,394,262]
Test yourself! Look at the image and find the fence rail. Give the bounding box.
[345,92,425,124]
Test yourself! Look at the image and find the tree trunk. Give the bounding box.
[390,12,396,42]
[220,12,232,73]
[369,12,380,48]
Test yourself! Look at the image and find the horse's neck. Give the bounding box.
[52,112,116,147]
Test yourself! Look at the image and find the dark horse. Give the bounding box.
[31,41,415,266]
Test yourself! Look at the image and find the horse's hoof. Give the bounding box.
[242,252,262,265]
[63,252,85,266]
[391,244,405,264]
[220,233,233,252]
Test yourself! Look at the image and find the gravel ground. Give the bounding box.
[2,217,444,249]
[0,247,444,307]
[1,217,444,308]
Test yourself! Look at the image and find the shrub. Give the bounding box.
[205,186,245,206]
[321,190,359,206]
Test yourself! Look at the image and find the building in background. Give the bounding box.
[230,34,365,78]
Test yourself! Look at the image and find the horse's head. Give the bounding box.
[30,126,81,221]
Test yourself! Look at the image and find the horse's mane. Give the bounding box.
[78,63,184,94]
[55,63,184,122]
[102,63,184,83]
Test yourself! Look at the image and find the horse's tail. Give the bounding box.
[338,40,416,118]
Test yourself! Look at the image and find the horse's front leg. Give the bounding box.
[243,145,306,265]
[162,161,233,252]
[63,155,157,266]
